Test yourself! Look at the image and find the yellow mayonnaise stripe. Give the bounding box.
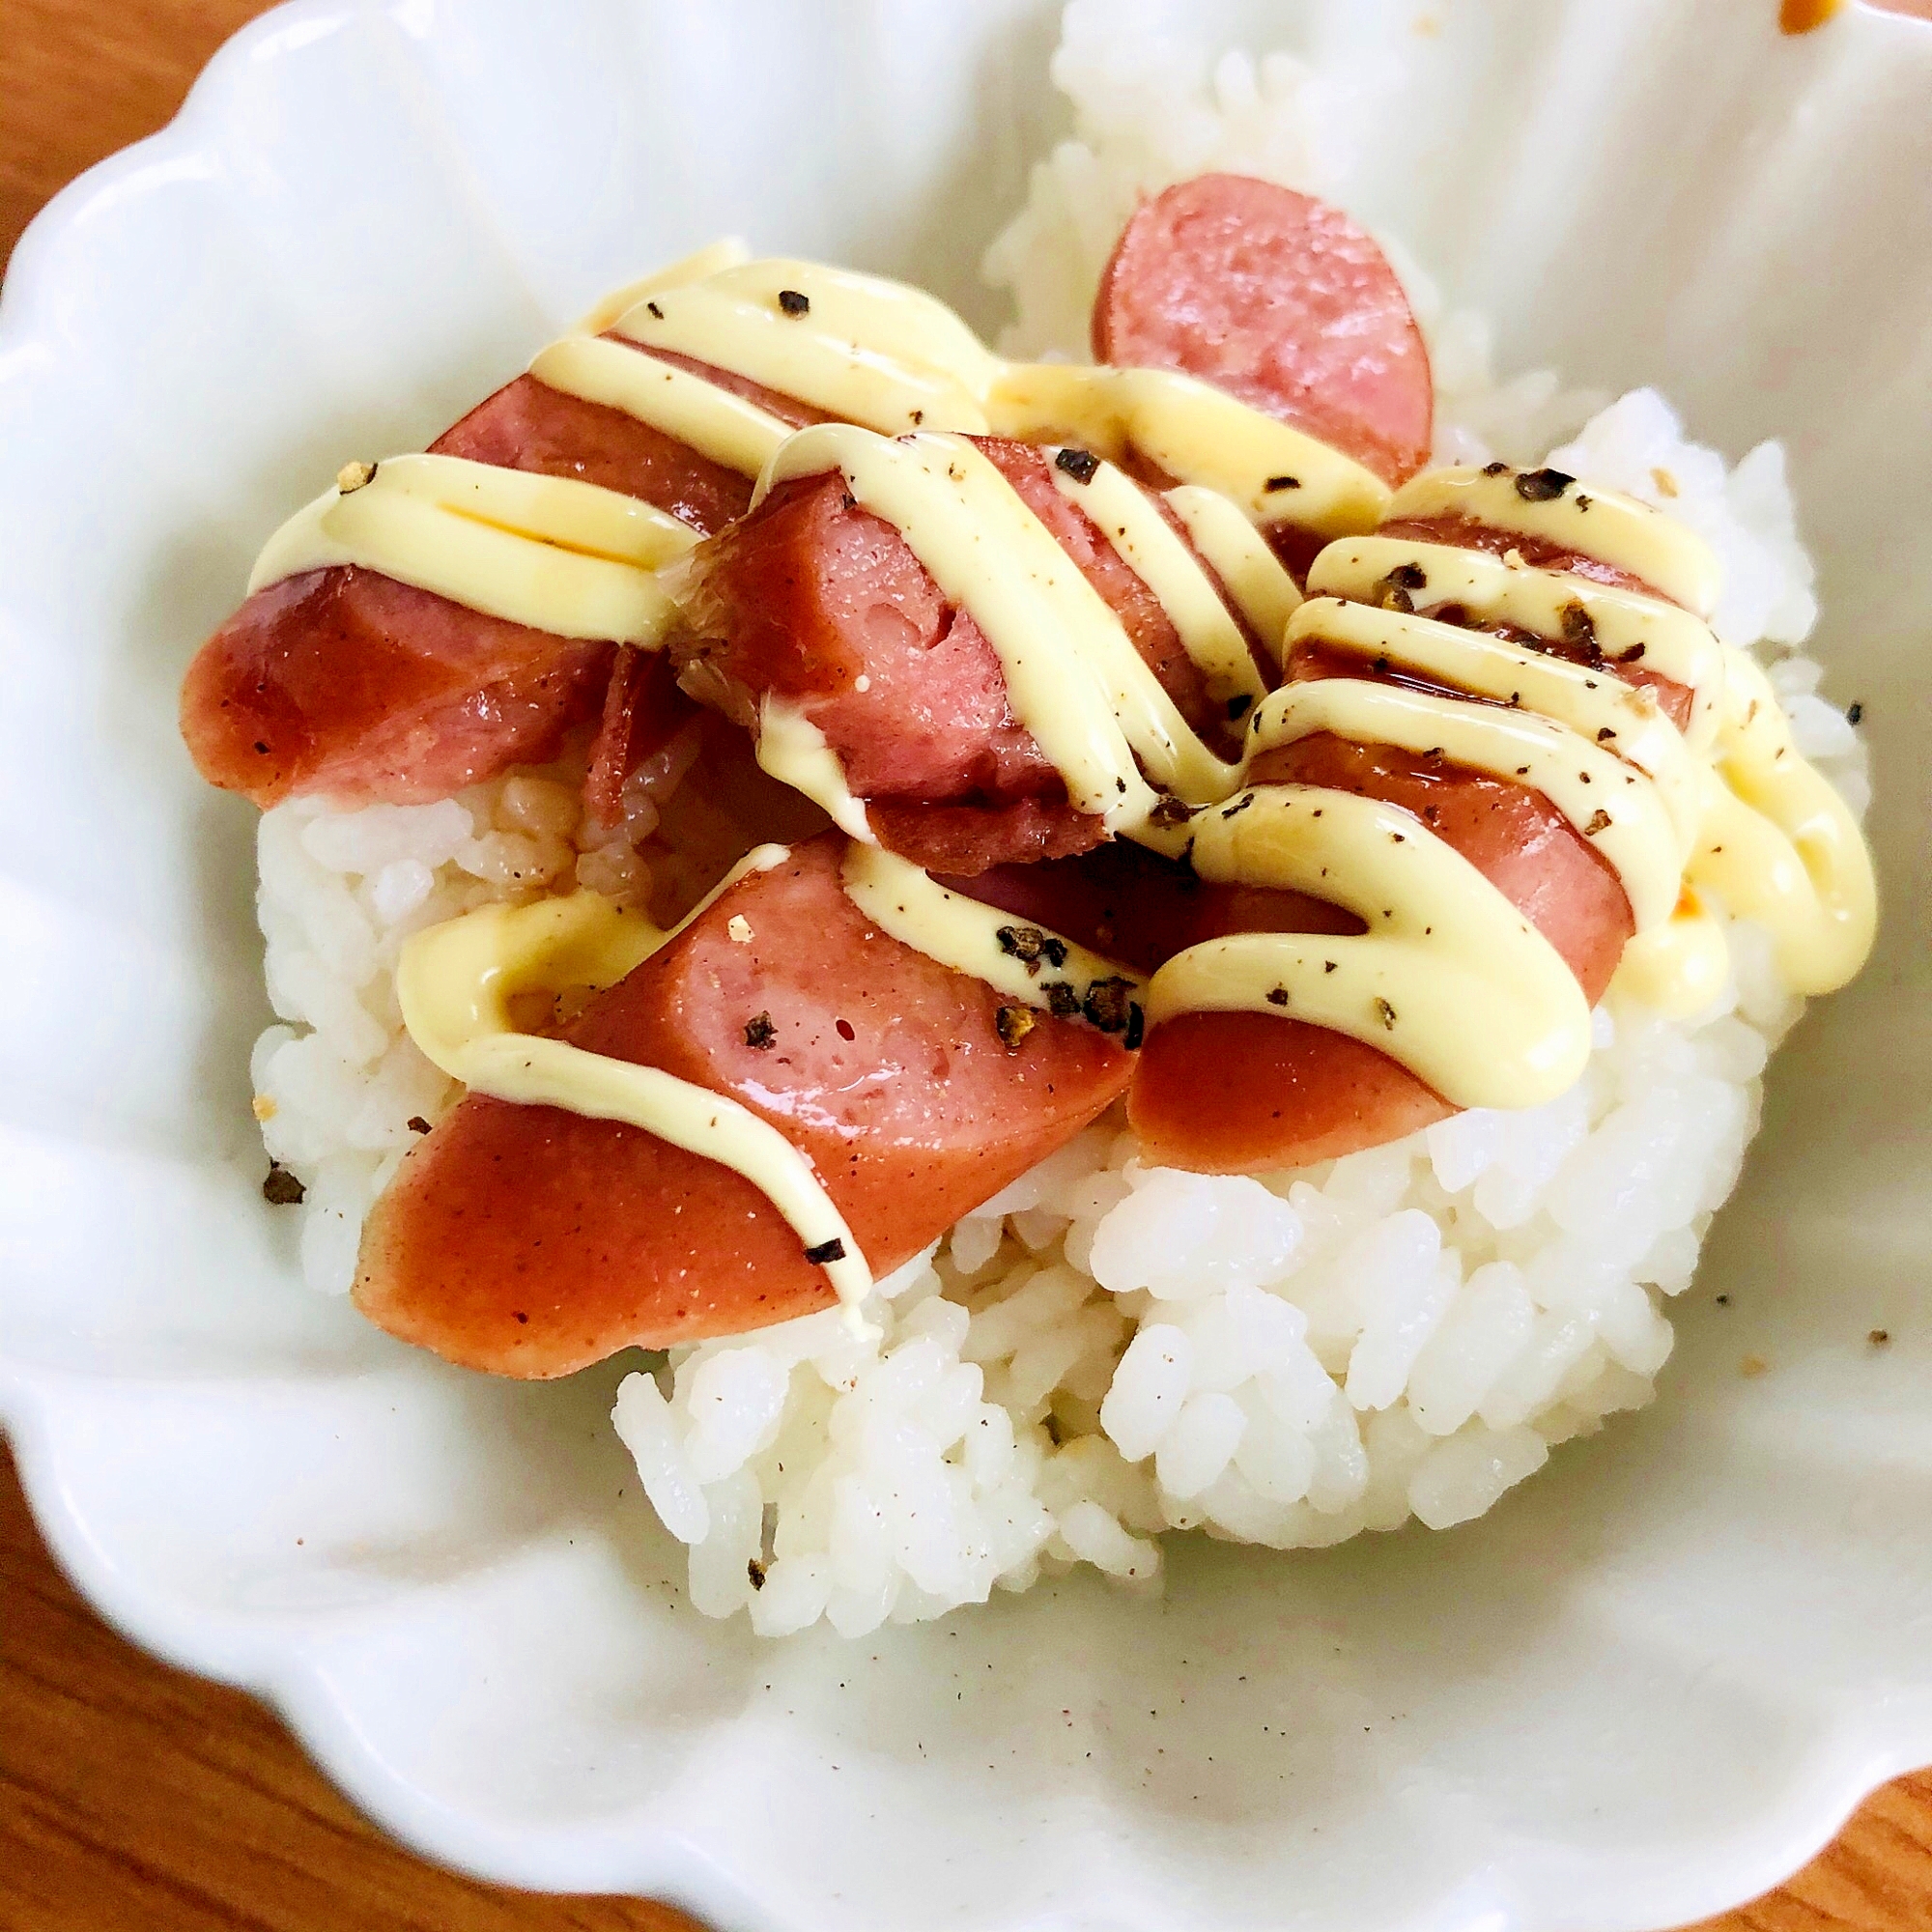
[1609,895,1733,1018]
[1306,532,1725,744]
[987,362,1390,536]
[613,264,993,439]
[1687,653,1876,994]
[753,697,874,842]
[1284,597,1703,859]
[757,426,1171,822]
[1144,787,1593,1109]
[1053,457,1267,711]
[396,880,874,1310]
[573,237,753,335]
[248,459,687,645]
[1385,467,1720,618]
[529,334,792,479]
[842,844,1144,1014]
[1247,676,1684,931]
[1164,484,1303,667]
[245,244,1387,667]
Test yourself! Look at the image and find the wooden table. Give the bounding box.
[3,2,1928,1925]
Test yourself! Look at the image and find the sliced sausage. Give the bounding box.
[1094,174,1434,489]
[432,339,831,539]
[354,834,1136,1374]
[179,566,612,809]
[583,645,699,833]
[1371,515,1695,726]
[674,436,1239,875]
[182,339,827,812]
[1127,730,1634,1173]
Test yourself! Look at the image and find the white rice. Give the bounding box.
[245,3,1871,1635]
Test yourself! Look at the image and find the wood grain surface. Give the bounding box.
[1,2,1927,1928]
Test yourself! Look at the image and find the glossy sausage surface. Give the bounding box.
[355,834,1136,1373]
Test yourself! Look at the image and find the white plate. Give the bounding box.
[3,2,1929,1928]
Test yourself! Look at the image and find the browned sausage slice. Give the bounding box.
[179,566,613,809]
[674,437,1239,875]
[1094,174,1434,488]
[181,341,828,812]
[1127,731,1636,1173]
[354,834,1135,1375]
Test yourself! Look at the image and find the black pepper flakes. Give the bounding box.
[804,1237,846,1266]
[1847,701,1864,726]
[407,1116,432,1134]
[645,299,664,320]
[1482,460,1510,477]
[263,1162,305,1206]
[1582,809,1612,836]
[1515,467,1574,502]
[748,1558,766,1590]
[1323,960,1338,974]
[996,924,1066,975]
[1266,985,1290,1007]
[777,288,811,317]
[996,1005,1037,1050]
[1374,997,1398,1031]
[1869,1328,1891,1347]
[1082,977,1136,1034]
[1219,792,1256,821]
[744,1011,778,1049]
[1149,795,1195,828]
[1043,981,1080,1018]
[1055,446,1100,484]
[1264,474,1300,492]
[1597,726,1616,741]
[1560,601,1597,649]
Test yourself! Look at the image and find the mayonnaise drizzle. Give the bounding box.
[1163,483,1304,666]
[1244,674,1685,931]
[1306,534,1725,750]
[1053,456,1268,716]
[756,426,1236,824]
[1140,786,1592,1106]
[247,454,694,642]
[275,243,1871,1205]
[1386,467,1721,617]
[842,844,1144,1016]
[611,258,999,439]
[1275,596,1704,867]
[988,362,1390,534]
[395,858,876,1313]
[528,333,793,478]
[753,696,873,840]
[1686,650,1875,995]
[246,243,1386,636]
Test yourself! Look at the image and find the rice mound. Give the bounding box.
[246,4,1871,1636]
